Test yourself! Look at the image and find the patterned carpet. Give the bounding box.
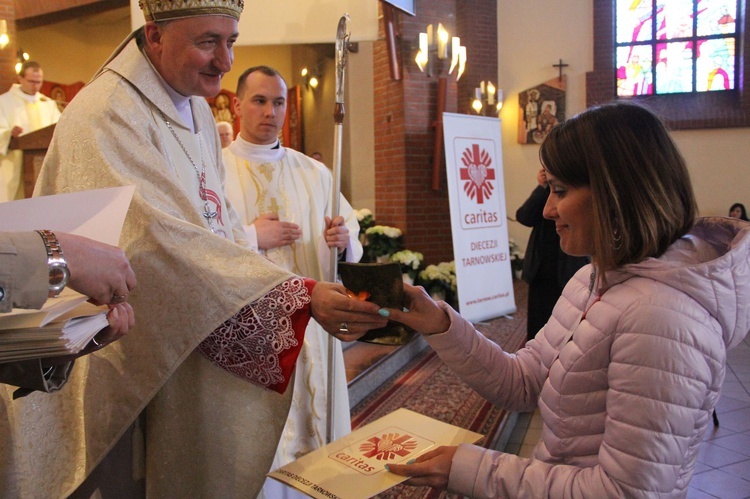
[350,280,529,499]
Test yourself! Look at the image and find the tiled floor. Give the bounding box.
[508,336,750,498]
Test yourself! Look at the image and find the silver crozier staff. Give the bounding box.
[327,13,352,444]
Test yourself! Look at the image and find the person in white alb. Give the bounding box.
[223,65,362,498]
[0,61,61,201]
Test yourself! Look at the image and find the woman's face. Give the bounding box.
[542,171,596,257]
[730,206,743,218]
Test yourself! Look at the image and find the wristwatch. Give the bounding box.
[36,230,70,298]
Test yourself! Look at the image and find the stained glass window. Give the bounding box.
[615,0,738,96]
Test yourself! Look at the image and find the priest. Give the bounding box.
[223,65,362,497]
[0,1,387,497]
[0,61,61,201]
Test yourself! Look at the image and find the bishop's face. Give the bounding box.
[147,15,238,98]
[234,72,287,145]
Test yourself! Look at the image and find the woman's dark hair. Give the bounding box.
[729,203,749,221]
[539,102,697,274]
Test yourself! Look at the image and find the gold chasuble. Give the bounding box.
[0,34,308,498]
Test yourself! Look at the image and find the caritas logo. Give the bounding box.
[360,432,418,460]
[460,144,496,204]
[329,427,431,476]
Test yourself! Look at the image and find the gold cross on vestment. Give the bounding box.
[267,197,281,214]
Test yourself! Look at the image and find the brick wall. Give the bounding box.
[0,0,16,92]
[373,0,498,265]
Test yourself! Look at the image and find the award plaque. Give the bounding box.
[338,262,415,345]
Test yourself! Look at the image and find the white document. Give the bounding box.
[0,299,108,362]
[0,185,135,246]
[442,113,516,322]
[0,289,89,331]
[267,408,483,499]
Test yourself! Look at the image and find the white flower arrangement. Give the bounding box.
[364,225,403,259]
[355,208,375,230]
[437,261,457,292]
[390,250,424,281]
[418,261,456,299]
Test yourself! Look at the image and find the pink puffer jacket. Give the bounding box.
[425,217,750,498]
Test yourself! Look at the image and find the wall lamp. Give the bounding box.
[0,20,9,50]
[414,23,466,80]
[301,67,320,90]
[471,81,503,115]
[15,49,29,74]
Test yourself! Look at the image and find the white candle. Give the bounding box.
[437,23,449,59]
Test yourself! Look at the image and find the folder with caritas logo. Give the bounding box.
[267,408,483,499]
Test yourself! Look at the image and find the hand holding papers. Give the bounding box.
[0,186,135,361]
[0,289,109,362]
[268,408,482,499]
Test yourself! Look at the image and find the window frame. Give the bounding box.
[587,0,750,129]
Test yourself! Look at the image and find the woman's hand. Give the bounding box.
[381,284,451,336]
[386,445,457,490]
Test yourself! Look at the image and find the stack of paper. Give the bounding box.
[0,289,108,361]
[0,186,135,362]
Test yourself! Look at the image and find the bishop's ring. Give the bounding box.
[339,322,349,334]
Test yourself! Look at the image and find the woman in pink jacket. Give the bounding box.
[384,102,750,497]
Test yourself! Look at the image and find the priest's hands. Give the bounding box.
[253,212,301,250]
[324,215,349,253]
[385,445,457,490]
[56,233,136,306]
[310,281,388,340]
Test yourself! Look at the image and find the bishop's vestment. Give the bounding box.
[1,32,310,498]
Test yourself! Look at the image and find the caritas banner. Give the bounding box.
[442,113,516,322]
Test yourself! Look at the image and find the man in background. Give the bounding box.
[516,168,588,340]
[0,61,61,201]
[223,65,361,498]
[216,120,234,148]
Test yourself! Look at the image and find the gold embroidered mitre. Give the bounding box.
[140,0,244,21]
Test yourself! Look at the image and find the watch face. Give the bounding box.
[50,267,66,286]
[49,261,70,292]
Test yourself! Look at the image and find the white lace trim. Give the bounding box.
[198,277,310,387]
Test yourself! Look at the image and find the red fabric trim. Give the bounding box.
[267,278,316,393]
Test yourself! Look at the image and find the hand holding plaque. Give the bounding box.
[338,262,415,344]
